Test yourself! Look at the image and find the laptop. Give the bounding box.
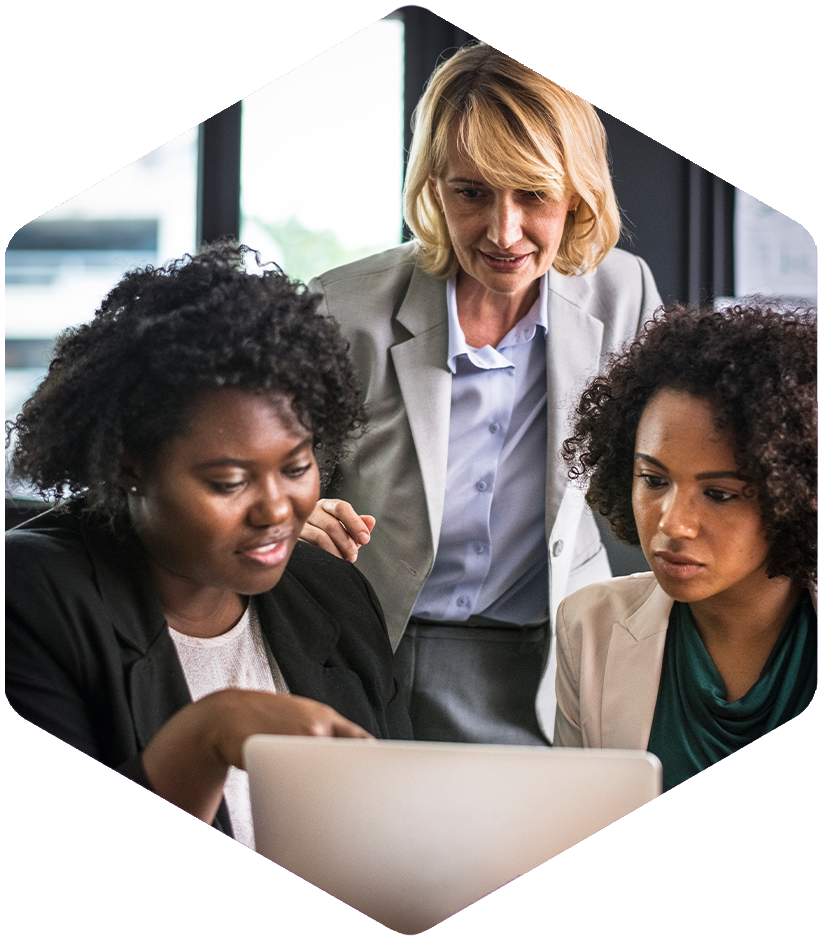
[244,736,661,934]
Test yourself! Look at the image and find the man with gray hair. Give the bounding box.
[6,10,77,247]
[462,9,712,170]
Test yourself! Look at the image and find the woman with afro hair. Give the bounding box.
[6,242,411,847]
[555,301,816,790]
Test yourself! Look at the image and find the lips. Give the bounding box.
[237,535,292,567]
[478,250,531,272]
[652,550,705,581]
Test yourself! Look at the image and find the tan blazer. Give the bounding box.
[553,573,673,749]
[309,243,662,739]
[554,574,819,751]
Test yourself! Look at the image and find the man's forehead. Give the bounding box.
[531,62,651,137]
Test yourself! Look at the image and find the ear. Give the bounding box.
[678,108,713,170]
[119,449,145,496]
[568,193,581,213]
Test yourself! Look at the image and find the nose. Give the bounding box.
[658,488,698,539]
[487,192,522,249]
[247,479,291,528]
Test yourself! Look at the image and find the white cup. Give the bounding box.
[447,877,525,929]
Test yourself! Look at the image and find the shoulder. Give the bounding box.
[278,542,385,623]
[579,248,657,308]
[310,243,420,291]
[559,572,661,631]
[6,509,94,587]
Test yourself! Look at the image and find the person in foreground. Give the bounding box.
[555,301,816,790]
[6,242,412,847]
[304,43,661,745]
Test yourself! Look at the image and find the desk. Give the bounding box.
[319,877,678,936]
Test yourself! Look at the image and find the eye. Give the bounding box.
[453,187,480,199]
[283,463,314,480]
[209,480,245,494]
[636,472,666,490]
[704,488,739,504]
[519,189,546,200]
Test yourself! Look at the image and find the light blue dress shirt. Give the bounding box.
[604,691,818,932]
[411,275,549,627]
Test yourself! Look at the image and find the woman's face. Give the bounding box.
[125,388,320,600]
[429,133,578,305]
[632,389,772,608]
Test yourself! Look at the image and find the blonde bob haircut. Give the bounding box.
[403,43,621,278]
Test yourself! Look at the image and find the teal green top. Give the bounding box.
[647,593,816,792]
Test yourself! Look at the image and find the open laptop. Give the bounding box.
[244,736,661,934]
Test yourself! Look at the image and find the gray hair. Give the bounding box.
[462,9,693,150]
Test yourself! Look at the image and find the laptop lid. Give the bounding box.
[244,736,661,934]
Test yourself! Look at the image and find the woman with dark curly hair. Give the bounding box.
[555,301,816,790]
[537,298,818,930]
[6,242,411,846]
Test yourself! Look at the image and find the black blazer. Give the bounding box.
[6,508,412,836]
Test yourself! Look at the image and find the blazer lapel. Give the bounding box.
[392,266,451,550]
[544,269,603,526]
[255,574,381,736]
[601,582,673,749]
[83,524,192,750]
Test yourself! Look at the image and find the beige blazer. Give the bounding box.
[309,242,662,738]
[554,574,818,750]
[553,573,672,749]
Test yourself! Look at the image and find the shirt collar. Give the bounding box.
[445,273,549,373]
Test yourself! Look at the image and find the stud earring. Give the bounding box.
[129,486,137,493]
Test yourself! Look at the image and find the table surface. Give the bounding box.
[319,877,678,936]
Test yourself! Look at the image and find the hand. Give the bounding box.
[299,498,376,562]
[142,690,372,823]
[530,828,610,887]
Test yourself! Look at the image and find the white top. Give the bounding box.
[169,600,288,849]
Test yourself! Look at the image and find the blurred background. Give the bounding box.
[6,7,816,566]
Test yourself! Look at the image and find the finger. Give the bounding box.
[332,718,374,739]
[320,499,374,546]
[299,516,359,561]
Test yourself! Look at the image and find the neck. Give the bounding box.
[455,272,540,348]
[149,559,246,639]
[687,575,802,702]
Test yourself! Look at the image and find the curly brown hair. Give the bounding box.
[7,241,367,526]
[562,300,817,587]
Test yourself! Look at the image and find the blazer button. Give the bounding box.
[552,540,564,557]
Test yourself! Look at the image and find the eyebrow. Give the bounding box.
[446,176,485,186]
[193,436,314,469]
[634,453,742,481]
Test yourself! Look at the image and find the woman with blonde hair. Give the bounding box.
[303,42,662,745]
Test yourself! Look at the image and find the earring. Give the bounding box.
[129,486,137,493]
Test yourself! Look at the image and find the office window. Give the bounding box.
[240,17,405,283]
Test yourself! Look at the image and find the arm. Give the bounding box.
[636,255,663,332]
[141,690,371,823]
[553,598,584,748]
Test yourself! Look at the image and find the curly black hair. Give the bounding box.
[562,300,817,588]
[7,241,367,526]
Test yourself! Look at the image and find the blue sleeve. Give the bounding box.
[604,696,818,931]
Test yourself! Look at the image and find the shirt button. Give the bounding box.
[476,480,488,492]
[489,422,500,434]
[474,543,485,554]
[552,539,564,557]
[456,596,469,607]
